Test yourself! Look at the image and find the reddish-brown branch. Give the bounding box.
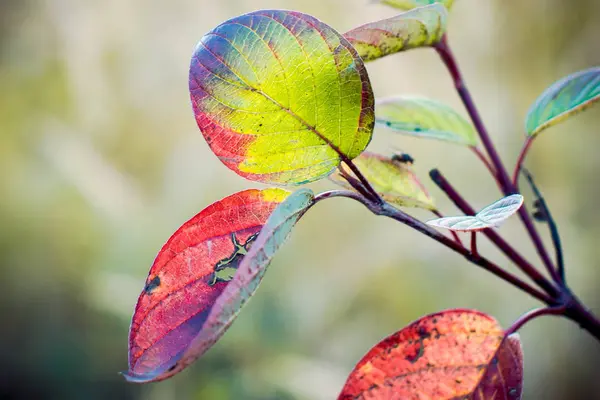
[505,306,566,336]
[512,136,534,190]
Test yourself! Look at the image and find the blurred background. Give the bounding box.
[1,0,599,399]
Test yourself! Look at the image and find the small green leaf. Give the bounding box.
[175,189,314,371]
[376,96,478,146]
[343,4,447,62]
[190,10,375,186]
[379,0,454,12]
[330,152,435,210]
[426,194,523,231]
[526,67,600,137]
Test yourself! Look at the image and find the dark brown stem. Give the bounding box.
[471,232,478,258]
[505,306,566,336]
[338,164,373,201]
[471,146,497,180]
[435,36,560,285]
[565,293,600,342]
[341,158,382,204]
[512,136,534,190]
[314,190,554,304]
[429,169,560,297]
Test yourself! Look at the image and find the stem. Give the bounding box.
[565,293,600,342]
[505,306,566,336]
[341,158,382,204]
[429,169,560,297]
[314,190,554,304]
[471,232,478,258]
[338,164,373,201]
[512,136,534,190]
[432,209,463,246]
[523,169,565,282]
[435,36,559,284]
[471,146,497,180]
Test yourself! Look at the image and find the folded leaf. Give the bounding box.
[376,96,478,146]
[330,151,435,210]
[343,4,447,62]
[379,0,455,12]
[426,194,523,231]
[474,333,524,400]
[125,188,290,383]
[526,67,600,137]
[338,309,505,399]
[190,10,374,186]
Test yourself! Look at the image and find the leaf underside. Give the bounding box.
[526,67,600,137]
[190,10,375,185]
[125,188,290,383]
[338,309,507,399]
[343,4,447,62]
[376,96,478,146]
[329,151,435,210]
[426,194,523,231]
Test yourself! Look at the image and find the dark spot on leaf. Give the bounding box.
[144,276,161,294]
[167,364,177,372]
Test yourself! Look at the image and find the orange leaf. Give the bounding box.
[338,309,506,399]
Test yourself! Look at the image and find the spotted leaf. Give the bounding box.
[190,10,374,185]
[526,67,600,137]
[125,188,290,383]
[338,309,505,399]
[330,151,435,210]
[343,4,447,62]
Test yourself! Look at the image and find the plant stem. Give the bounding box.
[471,232,478,258]
[341,158,382,204]
[565,293,600,342]
[432,209,463,246]
[512,136,534,190]
[471,146,497,180]
[523,168,565,282]
[314,190,554,304]
[435,36,560,284]
[429,169,560,297]
[505,306,566,336]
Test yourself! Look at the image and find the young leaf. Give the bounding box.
[338,309,505,399]
[125,188,292,383]
[190,10,375,186]
[376,96,478,146]
[329,151,435,210]
[526,67,600,137]
[379,0,455,12]
[426,194,523,231]
[343,4,447,62]
[474,333,524,400]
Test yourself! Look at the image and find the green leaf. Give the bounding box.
[376,96,478,146]
[526,67,600,137]
[190,10,375,185]
[171,189,314,374]
[330,152,435,210]
[343,4,447,62]
[379,0,455,12]
[426,194,523,231]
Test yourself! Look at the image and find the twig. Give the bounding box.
[512,136,534,190]
[505,306,566,336]
[471,232,478,258]
[471,146,497,181]
[522,168,565,282]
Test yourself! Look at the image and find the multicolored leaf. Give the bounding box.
[189,10,375,185]
[426,194,523,231]
[376,96,478,146]
[330,151,435,210]
[343,4,447,62]
[526,67,600,137]
[474,333,524,400]
[379,0,455,12]
[125,188,291,383]
[338,309,505,399]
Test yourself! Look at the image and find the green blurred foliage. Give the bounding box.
[0,0,599,399]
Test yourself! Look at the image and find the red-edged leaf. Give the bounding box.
[338,309,506,399]
[474,333,524,400]
[125,188,289,383]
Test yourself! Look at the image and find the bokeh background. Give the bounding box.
[1,0,600,399]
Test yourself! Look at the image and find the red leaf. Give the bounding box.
[125,188,289,383]
[338,309,506,399]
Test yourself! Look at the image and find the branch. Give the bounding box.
[522,168,565,282]
[429,168,560,298]
[505,306,566,336]
[512,136,534,190]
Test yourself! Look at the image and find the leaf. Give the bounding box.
[338,309,505,399]
[376,96,478,146]
[189,10,375,185]
[329,151,435,210]
[379,0,455,12]
[474,333,524,400]
[343,4,447,62]
[526,67,600,137]
[125,188,292,383]
[426,194,523,232]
